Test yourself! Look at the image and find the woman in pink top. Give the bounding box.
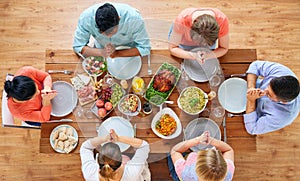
[169,8,229,63]
[170,131,235,181]
[4,66,57,123]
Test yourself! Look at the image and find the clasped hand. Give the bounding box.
[104,43,116,58]
[106,129,119,142]
[195,131,210,145]
[190,50,207,64]
[247,88,266,101]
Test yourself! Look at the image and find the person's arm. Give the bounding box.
[110,47,141,58]
[110,129,143,148]
[170,131,209,163]
[213,34,229,58]
[209,137,234,162]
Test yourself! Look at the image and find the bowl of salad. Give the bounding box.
[82,56,107,77]
[118,94,141,116]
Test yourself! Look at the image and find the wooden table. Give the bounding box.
[40,49,257,155]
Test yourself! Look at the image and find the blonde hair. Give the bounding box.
[97,142,122,180]
[190,14,219,46]
[195,149,227,181]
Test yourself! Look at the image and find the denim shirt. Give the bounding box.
[244,60,300,134]
[73,3,151,56]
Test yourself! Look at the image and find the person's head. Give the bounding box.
[4,75,37,101]
[95,3,120,36]
[195,149,227,181]
[266,76,300,102]
[97,142,122,179]
[190,14,219,47]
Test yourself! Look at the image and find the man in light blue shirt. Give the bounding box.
[73,3,151,58]
[244,61,300,135]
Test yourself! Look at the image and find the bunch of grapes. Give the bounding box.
[100,87,112,101]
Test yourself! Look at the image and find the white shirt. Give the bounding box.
[80,140,150,181]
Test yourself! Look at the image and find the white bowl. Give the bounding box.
[82,56,106,77]
[177,86,208,115]
[118,94,141,116]
[151,107,182,139]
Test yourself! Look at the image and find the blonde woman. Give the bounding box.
[80,129,150,181]
[169,131,235,181]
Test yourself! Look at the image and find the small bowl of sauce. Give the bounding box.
[142,102,152,115]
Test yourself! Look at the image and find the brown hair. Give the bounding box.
[195,149,227,181]
[97,142,122,179]
[190,14,220,46]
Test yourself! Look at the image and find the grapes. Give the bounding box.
[100,87,112,101]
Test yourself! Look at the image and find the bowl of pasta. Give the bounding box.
[177,86,208,115]
[151,107,182,139]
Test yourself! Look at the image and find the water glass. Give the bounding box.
[213,106,225,118]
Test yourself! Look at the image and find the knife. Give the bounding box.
[222,116,227,143]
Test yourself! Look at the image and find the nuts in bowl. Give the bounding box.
[82,56,107,77]
[177,86,208,115]
[118,94,141,116]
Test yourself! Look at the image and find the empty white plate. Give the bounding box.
[184,117,221,151]
[107,56,142,80]
[51,81,78,117]
[98,116,134,152]
[218,78,247,113]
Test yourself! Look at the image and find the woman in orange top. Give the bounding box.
[169,8,229,64]
[4,66,57,124]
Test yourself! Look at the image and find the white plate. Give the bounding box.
[118,94,141,116]
[107,56,142,80]
[50,124,78,153]
[177,86,208,115]
[184,118,221,151]
[151,108,182,139]
[98,116,134,152]
[218,78,247,113]
[51,81,78,117]
[183,48,219,82]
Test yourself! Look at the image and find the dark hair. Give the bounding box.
[97,142,122,179]
[270,75,300,102]
[95,3,120,34]
[190,14,220,46]
[4,75,36,101]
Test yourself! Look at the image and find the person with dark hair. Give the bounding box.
[73,3,151,58]
[4,66,57,122]
[168,7,229,64]
[245,61,300,134]
[169,131,235,181]
[80,129,151,181]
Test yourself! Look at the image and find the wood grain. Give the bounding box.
[1,0,300,180]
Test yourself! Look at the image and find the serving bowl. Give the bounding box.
[118,94,141,116]
[82,56,107,77]
[177,86,208,115]
[151,107,182,139]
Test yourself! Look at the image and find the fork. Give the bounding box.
[227,113,244,117]
[147,54,152,75]
[48,70,73,75]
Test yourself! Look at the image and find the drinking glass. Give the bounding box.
[213,106,225,118]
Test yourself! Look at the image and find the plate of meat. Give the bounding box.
[144,62,181,106]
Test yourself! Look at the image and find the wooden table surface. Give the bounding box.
[40,49,257,154]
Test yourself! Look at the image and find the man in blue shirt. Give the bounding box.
[244,61,300,135]
[73,3,151,58]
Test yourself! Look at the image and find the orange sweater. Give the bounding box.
[7,66,53,122]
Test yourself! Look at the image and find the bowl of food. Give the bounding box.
[50,124,78,154]
[118,94,141,116]
[177,86,208,115]
[145,62,181,106]
[151,107,182,139]
[82,56,107,77]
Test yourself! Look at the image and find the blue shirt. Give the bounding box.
[73,3,151,56]
[244,61,300,134]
